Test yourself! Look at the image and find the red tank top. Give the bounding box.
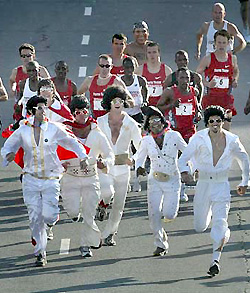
[110,54,128,76]
[142,63,166,106]
[171,85,197,139]
[15,66,28,93]
[89,75,116,118]
[51,78,73,107]
[205,52,234,96]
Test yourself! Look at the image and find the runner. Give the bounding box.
[124,21,151,65]
[1,96,88,267]
[97,85,142,246]
[61,94,114,258]
[195,2,246,59]
[78,54,134,118]
[135,42,172,106]
[196,29,239,131]
[179,105,249,277]
[51,61,77,107]
[135,106,187,256]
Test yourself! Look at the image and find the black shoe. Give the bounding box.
[104,234,116,246]
[90,240,102,250]
[207,260,220,277]
[79,246,93,258]
[153,246,168,256]
[35,253,47,267]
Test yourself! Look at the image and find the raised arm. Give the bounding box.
[195,22,209,60]
[78,76,92,95]
[229,23,246,54]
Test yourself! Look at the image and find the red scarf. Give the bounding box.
[63,117,97,129]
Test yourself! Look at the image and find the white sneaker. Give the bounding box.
[133,178,141,192]
[79,246,93,257]
[180,193,189,202]
[47,227,54,240]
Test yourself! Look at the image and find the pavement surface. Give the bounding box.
[1,0,250,292]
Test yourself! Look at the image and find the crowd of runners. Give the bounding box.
[1,2,250,278]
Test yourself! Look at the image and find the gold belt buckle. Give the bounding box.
[153,171,170,182]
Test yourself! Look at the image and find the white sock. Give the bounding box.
[212,251,221,263]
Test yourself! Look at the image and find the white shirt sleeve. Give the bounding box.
[232,137,249,186]
[1,127,23,160]
[135,137,148,170]
[178,135,198,173]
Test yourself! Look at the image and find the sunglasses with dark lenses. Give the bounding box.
[208,119,222,124]
[74,109,88,116]
[20,54,33,58]
[99,64,111,68]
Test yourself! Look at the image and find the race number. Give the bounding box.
[213,76,229,89]
[175,103,193,116]
[93,98,103,110]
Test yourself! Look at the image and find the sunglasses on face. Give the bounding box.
[21,54,33,58]
[74,109,88,115]
[111,98,124,104]
[40,87,53,92]
[208,119,222,124]
[34,106,48,111]
[99,64,111,68]
[149,117,162,124]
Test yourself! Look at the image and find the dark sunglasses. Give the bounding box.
[99,64,111,68]
[208,119,222,124]
[20,54,33,58]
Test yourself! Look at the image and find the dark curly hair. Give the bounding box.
[26,95,47,115]
[70,95,90,114]
[101,85,130,111]
[144,106,168,132]
[204,105,225,127]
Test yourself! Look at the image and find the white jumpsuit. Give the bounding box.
[135,129,187,250]
[97,112,142,239]
[178,129,249,251]
[1,118,87,257]
[61,123,114,247]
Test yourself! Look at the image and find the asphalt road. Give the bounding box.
[1,1,250,292]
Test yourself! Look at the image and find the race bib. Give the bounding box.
[175,103,193,116]
[213,76,229,89]
[148,84,163,97]
[93,98,103,110]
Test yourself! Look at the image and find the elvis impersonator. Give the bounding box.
[1,96,88,267]
[97,85,142,246]
[179,105,249,277]
[61,95,114,258]
[135,106,187,256]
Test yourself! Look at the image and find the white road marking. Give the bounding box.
[59,238,70,255]
[81,35,90,45]
[81,54,88,57]
[84,7,92,16]
[79,67,87,77]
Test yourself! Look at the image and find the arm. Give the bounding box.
[156,88,177,113]
[232,137,249,187]
[0,78,8,101]
[56,124,88,159]
[78,76,91,95]
[229,23,246,54]
[39,66,50,78]
[17,80,25,103]
[178,136,198,173]
[135,137,148,171]
[138,76,148,104]
[195,22,209,60]
[244,90,250,115]
[232,55,239,88]
[71,81,77,96]
[131,56,139,68]
[193,72,204,103]
[9,68,17,97]
[164,64,172,77]
[130,121,142,151]
[196,55,216,88]
[1,127,23,161]
[163,73,174,89]
[98,131,115,171]
[176,132,187,153]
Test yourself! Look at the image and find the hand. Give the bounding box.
[181,172,193,184]
[80,158,88,170]
[97,159,106,169]
[62,161,70,171]
[174,99,180,108]
[6,152,15,162]
[237,185,247,196]
[195,52,201,60]
[136,167,147,177]
[232,79,238,88]
[126,158,134,166]
[208,79,217,88]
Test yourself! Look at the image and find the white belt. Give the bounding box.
[66,164,97,177]
[198,171,228,182]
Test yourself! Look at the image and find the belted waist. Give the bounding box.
[23,172,60,180]
[115,154,129,165]
[66,163,97,177]
[198,171,228,182]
